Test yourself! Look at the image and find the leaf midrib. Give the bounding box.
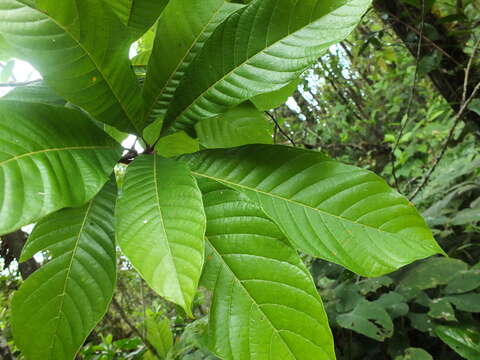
[168,1,350,128]
[152,154,186,308]
[205,238,298,360]
[0,145,113,167]
[144,3,225,122]
[21,1,140,133]
[192,171,408,239]
[49,200,94,356]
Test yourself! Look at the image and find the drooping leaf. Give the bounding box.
[0,101,121,235]
[155,131,199,158]
[396,257,469,299]
[145,317,173,360]
[444,294,480,313]
[164,0,371,133]
[195,102,273,148]
[116,155,205,315]
[12,179,117,360]
[0,0,144,133]
[181,145,444,277]
[200,179,335,360]
[1,82,65,105]
[251,79,301,111]
[101,0,169,40]
[444,269,480,294]
[143,0,243,125]
[435,325,480,360]
[336,299,393,341]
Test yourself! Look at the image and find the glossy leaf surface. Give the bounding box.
[164,0,371,132]
[195,102,273,148]
[200,180,335,360]
[116,155,205,315]
[12,179,117,360]
[0,0,144,133]
[143,0,243,125]
[0,101,121,235]
[435,325,480,360]
[181,145,443,277]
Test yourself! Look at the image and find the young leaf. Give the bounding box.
[101,0,170,40]
[116,155,206,315]
[155,131,199,158]
[181,145,444,277]
[200,180,335,360]
[195,102,273,148]
[11,179,118,360]
[0,0,144,133]
[143,0,244,125]
[164,0,371,133]
[145,317,173,359]
[0,101,121,236]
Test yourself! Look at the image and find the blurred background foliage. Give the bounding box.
[1,0,479,359]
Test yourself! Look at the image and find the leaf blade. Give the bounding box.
[0,101,121,235]
[200,179,335,360]
[164,0,371,133]
[116,155,206,315]
[11,179,118,360]
[181,145,444,277]
[0,0,144,133]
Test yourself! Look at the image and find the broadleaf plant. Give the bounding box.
[0,0,445,359]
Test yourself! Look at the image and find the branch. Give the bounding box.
[390,0,426,190]
[266,111,296,146]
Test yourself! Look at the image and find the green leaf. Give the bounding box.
[200,179,335,360]
[164,0,371,133]
[251,79,301,111]
[0,101,121,235]
[155,131,199,158]
[428,298,456,321]
[336,299,393,341]
[101,0,169,39]
[396,257,468,299]
[12,179,117,360]
[116,155,205,315]
[395,348,433,360]
[374,292,409,319]
[445,269,480,294]
[0,0,144,133]
[444,294,480,313]
[195,102,273,148]
[181,145,443,277]
[435,325,480,360]
[0,33,16,61]
[143,0,243,125]
[1,82,65,105]
[145,317,173,359]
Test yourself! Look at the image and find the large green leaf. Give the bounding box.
[163,0,371,133]
[142,0,243,127]
[101,0,169,39]
[181,145,444,277]
[200,180,335,360]
[0,101,121,236]
[0,0,144,133]
[195,102,273,148]
[116,155,205,315]
[12,179,117,360]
